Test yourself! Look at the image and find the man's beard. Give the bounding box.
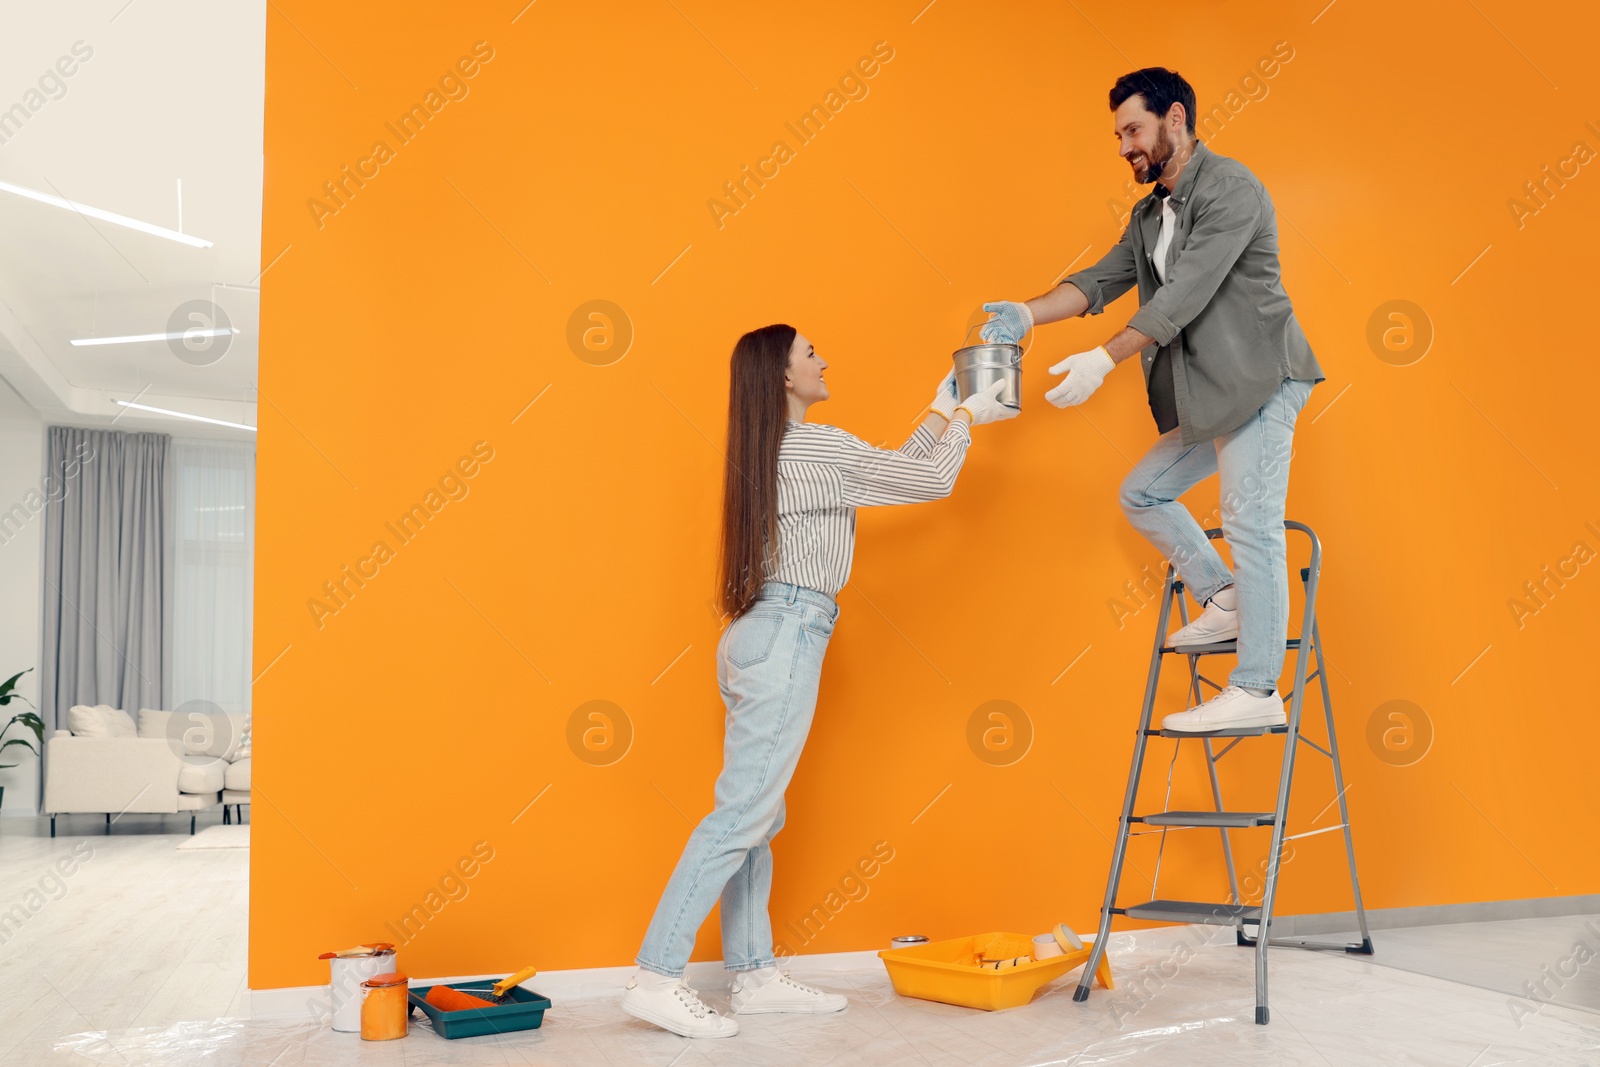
[1130,127,1173,184]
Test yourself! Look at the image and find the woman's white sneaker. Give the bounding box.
[621,975,739,1038]
[730,971,848,1015]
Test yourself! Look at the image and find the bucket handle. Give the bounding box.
[964,317,1033,357]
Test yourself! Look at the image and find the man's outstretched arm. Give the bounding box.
[1023,284,1154,365]
[1023,280,1091,326]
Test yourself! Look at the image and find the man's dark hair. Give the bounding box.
[1109,68,1196,136]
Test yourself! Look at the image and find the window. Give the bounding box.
[170,439,255,715]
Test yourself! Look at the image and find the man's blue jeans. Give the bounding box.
[636,581,839,977]
[1119,377,1314,691]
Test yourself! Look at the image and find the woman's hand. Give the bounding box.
[954,379,1019,426]
[927,368,960,421]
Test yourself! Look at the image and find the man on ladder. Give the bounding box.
[982,66,1322,732]
[984,66,1370,1028]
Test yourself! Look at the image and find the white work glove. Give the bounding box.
[926,368,960,421]
[980,301,1034,344]
[1044,346,1116,408]
[954,379,1020,426]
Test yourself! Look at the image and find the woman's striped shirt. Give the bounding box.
[766,416,973,596]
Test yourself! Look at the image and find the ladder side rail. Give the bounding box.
[1073,565,1181,1004]
[1314,613,1374,953]
[1249,522,1322,1023]
[1237,614,1373,954]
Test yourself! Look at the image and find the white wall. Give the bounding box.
[0,377,42,815]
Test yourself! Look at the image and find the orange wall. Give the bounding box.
[252,0,1600,989]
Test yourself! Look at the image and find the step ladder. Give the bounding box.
[1073,521,1372,1025]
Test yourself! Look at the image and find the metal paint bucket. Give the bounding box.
[321,943,398,1032]
[952,323,1023,410]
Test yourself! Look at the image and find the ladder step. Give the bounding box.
[1134,810,1276,828]
[1165,637,1302,656]
[1123,899,1262,925]
[1146,724,1289,738]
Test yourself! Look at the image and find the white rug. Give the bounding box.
[177,824,249,850]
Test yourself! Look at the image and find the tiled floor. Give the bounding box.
[2,817,1597,1066]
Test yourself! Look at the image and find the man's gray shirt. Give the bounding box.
[1062,139,1323,446]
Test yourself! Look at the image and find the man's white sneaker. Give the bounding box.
[730,971,848,1015]
[1163,686,1284,733]
[621,975,739,1038]
[1168,598,1239,647]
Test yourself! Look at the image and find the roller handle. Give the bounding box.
[492,965,539,998]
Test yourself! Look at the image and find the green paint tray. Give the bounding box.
[407,980,551,1039]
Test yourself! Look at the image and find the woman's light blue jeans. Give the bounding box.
[636,581,839,977]
[1118,377,1315,692]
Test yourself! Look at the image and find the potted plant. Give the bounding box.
[0,668,43,812]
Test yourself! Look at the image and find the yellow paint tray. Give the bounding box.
[878,931,1114,1011]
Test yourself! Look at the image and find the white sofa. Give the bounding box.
[222,753,251,826]
[44,705,251,836]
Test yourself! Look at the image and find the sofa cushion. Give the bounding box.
[138,708,172,741]
[223,756,250,791]
[66,705,106,736]
[140,708,249,759]
[177,755,227,794]
[222,712,248,759]
[67,704,136,738]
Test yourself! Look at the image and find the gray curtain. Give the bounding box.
[40,426,171,730]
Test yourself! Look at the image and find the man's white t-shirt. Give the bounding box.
[1151,193,1176,285]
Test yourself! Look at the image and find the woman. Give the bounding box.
[622,323,1016,1038]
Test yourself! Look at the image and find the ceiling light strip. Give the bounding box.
[113,400,255,432]
[72,328,238,347]
[0,179,213,249]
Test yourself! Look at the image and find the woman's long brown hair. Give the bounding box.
[718,324,796,620]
